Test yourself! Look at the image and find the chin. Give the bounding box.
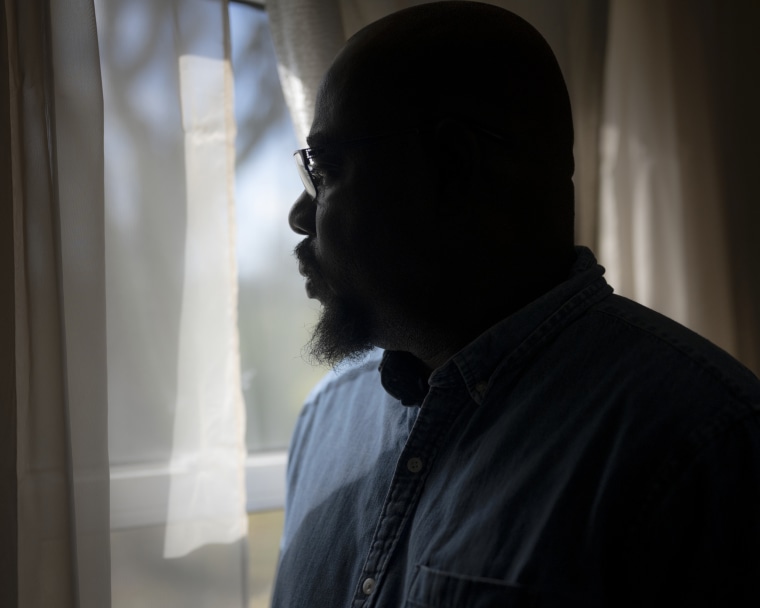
[305,292,375,368]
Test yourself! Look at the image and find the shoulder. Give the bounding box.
[282,349,409,546]
[287,349,394,473]
[575,293,760,475]
[574,295,760,601]
[299,348,388,414]
[581,293,760,405]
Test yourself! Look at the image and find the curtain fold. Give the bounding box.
[598,0,736,356]
[165,2,248,557]
[3,0,111,606]
[1,3,18,606]
[267,0,345,146]
[694,0,760,374]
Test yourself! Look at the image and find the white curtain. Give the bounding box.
[3,0,250,605]
[267,0,345,146]
[268,0,760,376]
[599,0,735,354]
[3,0,110,606]
[97,0,248,559]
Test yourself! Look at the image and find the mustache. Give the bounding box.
[293,238,321,279]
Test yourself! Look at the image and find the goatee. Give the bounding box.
[294,240,374,368]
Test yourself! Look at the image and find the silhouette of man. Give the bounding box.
[274,3,760,606]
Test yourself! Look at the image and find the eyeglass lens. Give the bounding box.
[294,151,317,197]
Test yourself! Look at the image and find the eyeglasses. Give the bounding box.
[293,122,509,198]
[293,129,421,198]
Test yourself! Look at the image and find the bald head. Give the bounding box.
[317,1,574,178]
[292,2,578,367]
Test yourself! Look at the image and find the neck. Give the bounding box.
[384,248,576,373]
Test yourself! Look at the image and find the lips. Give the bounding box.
[294,239,323,300]
[294,239,318,278]
[304,278,318,299]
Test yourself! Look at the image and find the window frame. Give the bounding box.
[231,0,265,9]
[111,453,287,530]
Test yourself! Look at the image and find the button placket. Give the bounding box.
[351,384,471,607]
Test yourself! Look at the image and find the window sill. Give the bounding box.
[110,451,287,530]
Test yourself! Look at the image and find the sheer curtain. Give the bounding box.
[599,0,736,355]
[599,0,760,372]
[3,0,250,605]
[268,0,760,375]
[97,0,248,560]
[267,0,345,146]
[3,0,110,606]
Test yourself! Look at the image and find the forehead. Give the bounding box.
[309,66,373,146]
[308,70,359,146]
[308,36,413,146]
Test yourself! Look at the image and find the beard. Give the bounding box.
[294,239,375,368]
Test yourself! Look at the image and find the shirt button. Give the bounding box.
[362,577,376,595]
[407,457,423,473]
[475,380,488,397]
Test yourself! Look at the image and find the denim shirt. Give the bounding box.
[272,247,760,607]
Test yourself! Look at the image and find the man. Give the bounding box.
[273,3,760,606]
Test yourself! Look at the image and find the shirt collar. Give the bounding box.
[379,247,612,406]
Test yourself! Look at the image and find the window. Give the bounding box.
[98,0,324,605]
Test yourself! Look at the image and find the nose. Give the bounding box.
[288,191,317,236]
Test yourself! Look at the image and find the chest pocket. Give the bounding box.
[404,565,535,608]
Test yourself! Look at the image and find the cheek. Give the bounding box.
[314,202,368,287]
[313,153,432,291]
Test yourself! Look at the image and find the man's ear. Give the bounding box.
[432,118,481,215]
